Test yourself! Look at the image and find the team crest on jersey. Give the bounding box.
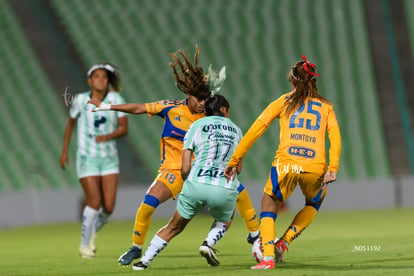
[175,115,181,121]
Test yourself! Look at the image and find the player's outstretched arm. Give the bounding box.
[87,98,146,114]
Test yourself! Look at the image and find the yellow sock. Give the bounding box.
[236,189,259,232]
[260,216,276,257]
[132,202,156,246]
[282,205,317,244]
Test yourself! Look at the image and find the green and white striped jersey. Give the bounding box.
[183,115,242,190]
[70,91,126,157]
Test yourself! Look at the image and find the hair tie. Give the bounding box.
[87,63,116,77]
[302,55,320,77]
[206,65,226,97]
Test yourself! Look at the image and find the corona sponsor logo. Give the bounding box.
[202,123,238,133]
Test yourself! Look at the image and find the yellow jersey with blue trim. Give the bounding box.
[145,99,205,170]
[228,92,341,175]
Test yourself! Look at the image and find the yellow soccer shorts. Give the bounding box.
[264,166,326,203]
[153,168,184,199]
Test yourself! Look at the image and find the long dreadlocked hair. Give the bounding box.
[285,58,330,115]
[169,45,211,100]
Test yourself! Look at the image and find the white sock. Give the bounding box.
[140,235,168,265]
[95,210,110,232]
[205,221,227,247]
[80,206,99,248]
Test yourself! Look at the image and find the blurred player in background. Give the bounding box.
[133,94,243,270]
[225,55,341,269]
[88,45,259,266]
[60,63,128,258]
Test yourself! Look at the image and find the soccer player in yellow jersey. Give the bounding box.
[225,56,341,269]
[88,46,259,266]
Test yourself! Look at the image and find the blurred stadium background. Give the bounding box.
[0,0,413,228]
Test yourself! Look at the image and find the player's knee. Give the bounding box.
[305,202,322,211]
[102,205,115,215]
[143,194,160,208]
[86,198,101,210]
[305,189,325,211]
[311,188,324,202]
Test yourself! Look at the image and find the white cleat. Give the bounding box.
[79,246,95,258]
[199,241,219,266]
[89,233,97,253]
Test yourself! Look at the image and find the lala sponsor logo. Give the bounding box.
[197,167,224,178]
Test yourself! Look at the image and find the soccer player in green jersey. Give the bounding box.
[133,94,244,270]
[88,46,259,267]
[60,63,128,258]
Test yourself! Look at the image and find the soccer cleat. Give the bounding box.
[118,246,142,266]
[246,233,260,245]
[89,233,97,253]
[132,261,148,271]
[79,246,95,258]
[199,241,220,266]
[251,258,275,269]
[275,239,289,263]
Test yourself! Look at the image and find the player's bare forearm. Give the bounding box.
[111,103,146,114]
[87,99,146,114]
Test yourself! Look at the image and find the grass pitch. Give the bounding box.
[1,208,413,275]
